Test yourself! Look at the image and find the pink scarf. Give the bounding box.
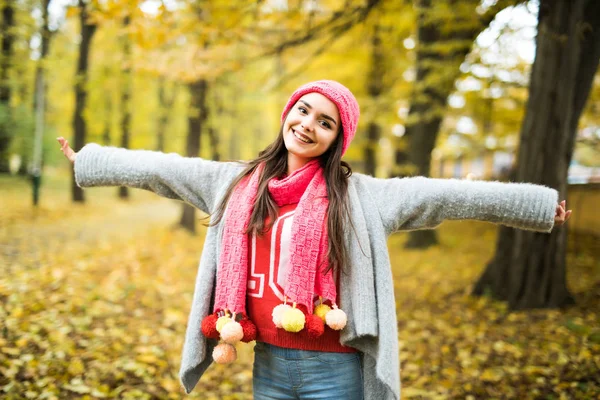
[213,160,337,316]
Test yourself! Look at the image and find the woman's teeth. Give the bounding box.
[293,130,313,143]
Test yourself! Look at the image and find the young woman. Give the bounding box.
[58,80,571,400]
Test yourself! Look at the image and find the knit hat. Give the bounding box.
[281,80,360,156]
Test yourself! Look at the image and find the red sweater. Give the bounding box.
[246,203,355,353]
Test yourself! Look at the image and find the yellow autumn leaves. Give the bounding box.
[390,224,600,399]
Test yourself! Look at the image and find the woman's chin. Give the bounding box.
[285,141,309,156]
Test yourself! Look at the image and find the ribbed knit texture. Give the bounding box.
[281,80,359,155]
[74,144,559,400]
[215,159,336,315]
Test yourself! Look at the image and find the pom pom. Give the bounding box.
[306,313,324,338]
[282,307,305,333]
[216,316,232,332]
[220,320,244,344]
[325,306,347,331]
[201,314,220,339]
[314,303,332,322]
[240,318,257,343]
[272,304,292,328]
[212,343,237,364]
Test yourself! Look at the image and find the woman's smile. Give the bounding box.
[292,128,315,144]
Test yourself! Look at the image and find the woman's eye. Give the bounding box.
[320,121,331,129]
[298,107,307,114]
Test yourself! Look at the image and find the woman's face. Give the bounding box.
[283,92,341,166]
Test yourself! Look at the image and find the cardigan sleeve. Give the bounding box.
[362,175,558,236]
[74,143,243,214]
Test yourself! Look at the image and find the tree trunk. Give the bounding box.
[399,0,448,248]
[395,0,514,248]
[156,77,177,152]
[364,122,379,176]
[118,15,131,199]
[473,0,600,310]
[102,97,111,145]
[208,83,222,161]
[0,0,15,173]
[156,77,167,152]
[179,79,207,233]
[364,22,383,176]
[71,0,96,202]
[227,78,239,160]
[208,127,220,161]
[31,0,52,205]
[102,67,111,145]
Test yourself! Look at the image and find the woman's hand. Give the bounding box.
[554,200,572,226]
[57,137,76,163]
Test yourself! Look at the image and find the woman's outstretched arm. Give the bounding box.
[361,175,571,236]
[57,137,243,214]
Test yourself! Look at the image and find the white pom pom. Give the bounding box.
[325,306,347,330]
[272,304,292,328]
[220,320,244,344]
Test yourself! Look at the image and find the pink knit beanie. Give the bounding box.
[281,80,360,155]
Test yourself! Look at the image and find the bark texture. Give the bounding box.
[473,0,600,309]
[71,0,96,202]
[179,79,208,233]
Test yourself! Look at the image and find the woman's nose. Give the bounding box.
[301,116,316,131]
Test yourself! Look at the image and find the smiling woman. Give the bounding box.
[57,79,570,400]
[283,92,341,174]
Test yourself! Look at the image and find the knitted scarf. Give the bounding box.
[213,160,336,316]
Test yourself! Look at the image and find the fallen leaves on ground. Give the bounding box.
[391,223,600,399]
[1,175,599,399]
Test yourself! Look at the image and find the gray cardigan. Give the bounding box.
[74,144,558,400]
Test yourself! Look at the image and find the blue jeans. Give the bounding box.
[252,342,364,400]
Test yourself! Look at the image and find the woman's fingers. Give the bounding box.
[554,200,572,226]
[56,137,76,163]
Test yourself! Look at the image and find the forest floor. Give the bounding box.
[1,173,599,399]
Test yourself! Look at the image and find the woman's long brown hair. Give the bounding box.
[210,124,352,274]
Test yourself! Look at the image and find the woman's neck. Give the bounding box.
[286,154,310,176]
